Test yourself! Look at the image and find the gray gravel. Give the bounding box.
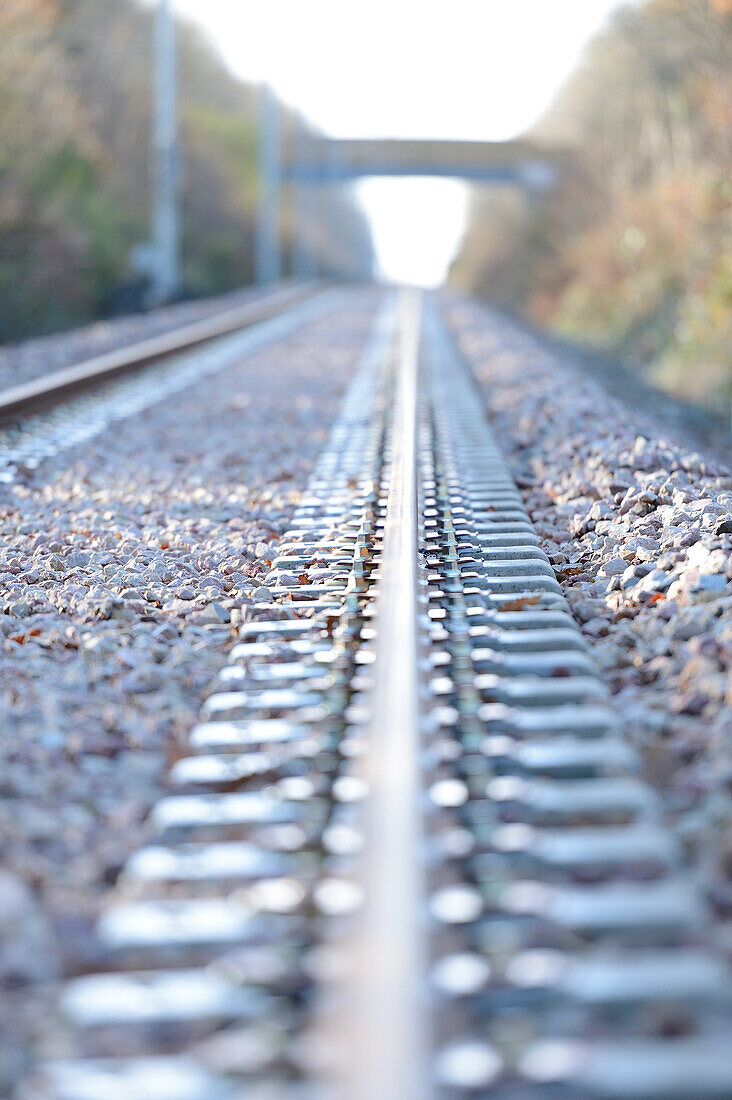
[0,290,379,1092]
[441,293,732,944]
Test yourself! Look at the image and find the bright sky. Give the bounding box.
[162,0,630,284]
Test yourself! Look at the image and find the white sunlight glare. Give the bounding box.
[152,0,632,284]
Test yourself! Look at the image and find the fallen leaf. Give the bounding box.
[500,594,541,612]
[9,627,41,645]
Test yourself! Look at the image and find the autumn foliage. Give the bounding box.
[0,0,372,341]
[452,0,731,411]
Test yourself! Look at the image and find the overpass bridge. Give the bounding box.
[257,90,566,284]
[282,137,562,187]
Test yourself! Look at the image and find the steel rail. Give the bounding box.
[0,281,319,423]
[337,288,429,1100]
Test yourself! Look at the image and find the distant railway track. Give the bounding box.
[0,284,338,484]
[0,282,318,425]
[23,289,732,1099]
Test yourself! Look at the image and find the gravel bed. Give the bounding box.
[0,285,274,393]
[442,293,732,943]
[504,311,731,458]
[0,290,379,1092]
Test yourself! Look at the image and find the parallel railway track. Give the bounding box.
[0,285,334,484]
[19,288,732,1098]
[0,282,317,425]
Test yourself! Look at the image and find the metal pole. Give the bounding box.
[292,122,312,281]
[256,84,282,285]
[150,0,180,305]
[325,139,340,277]
[314,138,326,278]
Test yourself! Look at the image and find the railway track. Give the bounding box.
[21,289,732,1098]
[0,285,335,484]
[0,282,317,426]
